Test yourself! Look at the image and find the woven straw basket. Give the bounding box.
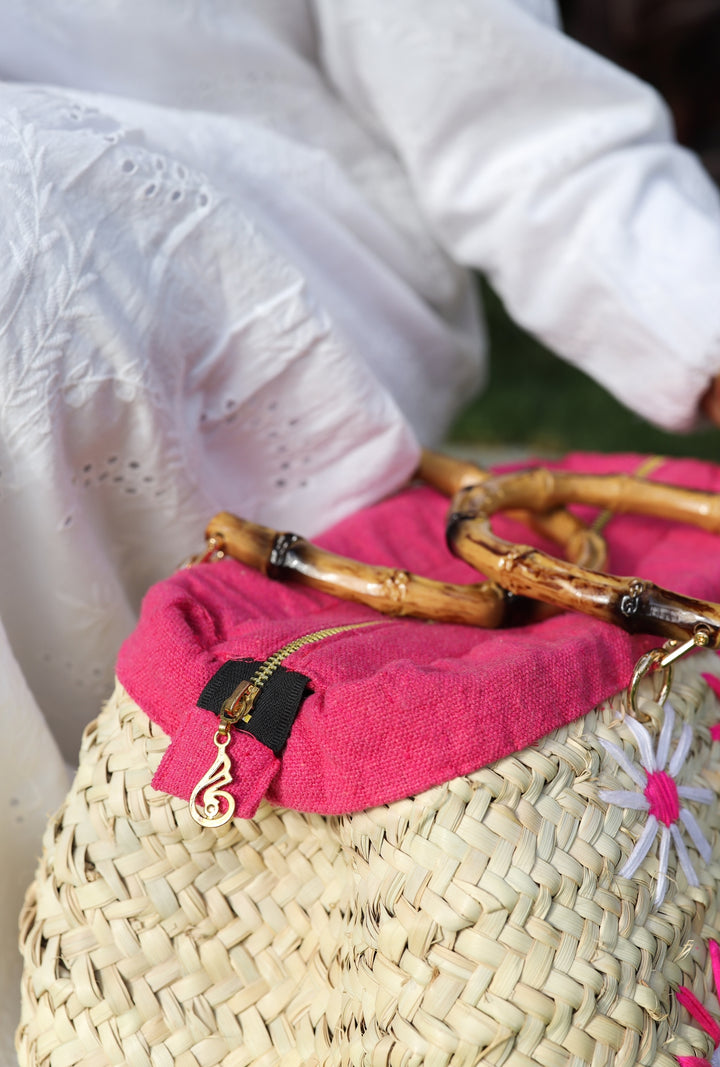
[17,655,720,1067]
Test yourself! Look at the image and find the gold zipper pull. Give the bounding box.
[190,680,263,826]
[189,620,381,826]
[189,725,235,826]
[221,680,261,725]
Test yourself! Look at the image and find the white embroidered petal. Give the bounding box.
[600,738,648,788]
[600,709,716,907]
[656,701,675,771]
[679,808,713,863]
[670,823,700,887]
[621,815,659,879]
[677,785,714,805]
[654,825,671,906]
[624,716,657,773]
[599,789,649,810]
[669,723,694,777]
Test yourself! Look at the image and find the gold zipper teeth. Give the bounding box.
[220,622,380,728]
[249,621,379,689]
[190,619,383,827]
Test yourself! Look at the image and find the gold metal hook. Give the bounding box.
[629,626,711,715]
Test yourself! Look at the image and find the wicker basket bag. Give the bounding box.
[16,453,720,1066]
[17,661,720,1067]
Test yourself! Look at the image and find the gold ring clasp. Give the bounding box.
[629,649,673,716]
[178,535,226,570]
[629,626,712,716]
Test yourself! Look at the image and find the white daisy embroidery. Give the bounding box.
[599,702,714,906]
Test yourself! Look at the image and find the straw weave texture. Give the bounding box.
[17,658,720,1066]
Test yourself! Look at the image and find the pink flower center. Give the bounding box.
[644,770,679,826]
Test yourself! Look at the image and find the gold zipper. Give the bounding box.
[189,621,379,826]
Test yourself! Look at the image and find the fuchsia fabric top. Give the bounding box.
[117,453,720,818]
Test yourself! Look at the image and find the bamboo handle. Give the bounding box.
[447,469,720,645]
[419,451,606,570]
[205,495,602,628]
[199,454,607,628]
[205,512,516,626]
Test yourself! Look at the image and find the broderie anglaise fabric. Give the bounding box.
[4,1,720,1060]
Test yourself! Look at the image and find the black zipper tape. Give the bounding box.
[197,660,310,756]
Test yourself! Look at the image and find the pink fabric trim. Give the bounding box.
[677,1057,712,1067]
[117,452,720,816]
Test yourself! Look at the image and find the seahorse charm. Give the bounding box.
[190,729,236,827]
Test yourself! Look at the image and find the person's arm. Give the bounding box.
[313,0,720,431]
